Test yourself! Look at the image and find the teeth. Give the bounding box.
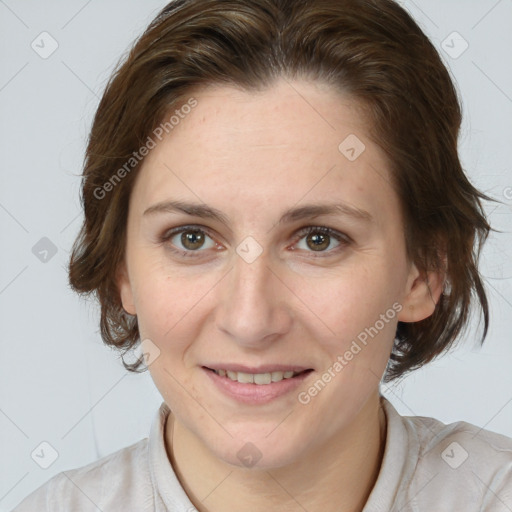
[254,373,272,385]
[214,369,301,384]
[271,371,284,382]
[237,372,254,384]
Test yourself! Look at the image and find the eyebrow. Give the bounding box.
[143,200,373,225]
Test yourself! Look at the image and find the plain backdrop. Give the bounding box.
[1,0,511,510]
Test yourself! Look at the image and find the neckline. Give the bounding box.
[152,396,409,512]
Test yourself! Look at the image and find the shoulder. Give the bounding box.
[397,404,512,510]
[11,438,152,512]
[404,410,512,467]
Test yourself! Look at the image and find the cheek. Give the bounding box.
[131,263,218,354]
[305,263,402,378]
[306,262,399,330]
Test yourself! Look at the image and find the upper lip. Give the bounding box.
[203,364,313,373]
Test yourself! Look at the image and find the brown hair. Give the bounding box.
[68,0,494,382]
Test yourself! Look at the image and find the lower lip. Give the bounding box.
[203,367,313,405]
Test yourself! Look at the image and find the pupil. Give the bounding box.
[182,230,204,249]
[308,233,329,251]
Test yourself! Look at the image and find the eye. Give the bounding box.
[291,226,351,256]
[160,226,219,257]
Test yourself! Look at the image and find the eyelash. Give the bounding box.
[159,224,351,259]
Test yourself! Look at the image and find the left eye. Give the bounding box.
[292,226,350,255]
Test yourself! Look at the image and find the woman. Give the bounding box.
[13,0,512,510]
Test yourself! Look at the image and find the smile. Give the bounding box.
[202,364,315,404]
[210,369,308,385]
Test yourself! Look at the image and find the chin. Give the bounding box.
[208,430,306,470]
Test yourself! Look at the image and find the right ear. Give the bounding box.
[116,260,136,315]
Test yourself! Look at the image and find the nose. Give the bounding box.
[214,249,293,348]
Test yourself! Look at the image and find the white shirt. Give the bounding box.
[12,396,512,511]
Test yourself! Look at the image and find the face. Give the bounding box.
[118,78,438,469]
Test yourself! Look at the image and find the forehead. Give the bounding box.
[130,79,399,229]
[168,79,369,161]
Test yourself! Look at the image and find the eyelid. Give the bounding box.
[160,224,215,241]
[288,225,352,256]
[291,225,351,244]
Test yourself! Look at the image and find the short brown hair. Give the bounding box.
[69,0,493,382]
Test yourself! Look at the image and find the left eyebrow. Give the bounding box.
[143,200,373,225]
[277,203,373,225]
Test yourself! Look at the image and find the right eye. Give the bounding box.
[159,225,221,258]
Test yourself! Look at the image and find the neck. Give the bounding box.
[166,393,387,512]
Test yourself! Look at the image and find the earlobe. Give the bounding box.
[397,262,445,323]
[116,262,137,316]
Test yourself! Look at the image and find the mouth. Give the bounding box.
[202,365,314,404]
[203,366,314,385]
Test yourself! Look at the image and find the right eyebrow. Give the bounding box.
[143,200,230,224]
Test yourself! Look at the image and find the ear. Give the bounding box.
[397,261,445,323]
[116,260,137,316]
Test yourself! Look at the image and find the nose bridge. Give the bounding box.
[232,248,272,305]
[215,246,292,344]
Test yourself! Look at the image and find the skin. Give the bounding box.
[117,78,443,512]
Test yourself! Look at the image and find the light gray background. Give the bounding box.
[1,0,511,510]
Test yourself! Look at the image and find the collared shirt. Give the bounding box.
[12,396,512,511]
